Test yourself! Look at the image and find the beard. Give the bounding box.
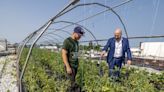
[115,36,121,41]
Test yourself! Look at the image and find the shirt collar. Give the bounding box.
[115,37,123,43]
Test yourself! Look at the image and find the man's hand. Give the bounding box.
[66,66,72,74]
[127,60,131,65]
[62,49,72,74]
[100,51,106,57]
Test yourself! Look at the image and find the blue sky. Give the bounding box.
[0,0,164,47]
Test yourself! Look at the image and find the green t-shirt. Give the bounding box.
[62,37,79,68]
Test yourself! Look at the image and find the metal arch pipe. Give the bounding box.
[79,35,164,44]
[41,36,61,44]
[17,32,37,56]
[19,0,80,43]
[18,0,80,60]
[19,0,131,47]
[51,21,99,46]
[16,32,37,92]
[16,32,38,81]
[18,25,47,51]
[18,22,62,53]
[43,32,65,40]
[18,1,131,91]
[46,29,71,36]
[19,21,52,91]
[91,3,129,38]
[17,22,51,59]
[38,39,59,45]
[16,33,36,64]
[17,31,42,61]
[55,1,132,38]
[20,0,130,51]
[19,1,80,91]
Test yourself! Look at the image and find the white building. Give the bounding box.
[140,42,164,58]
[131,48,141,56]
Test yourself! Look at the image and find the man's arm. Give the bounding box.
[101,39,111,57]
[126,39,132,65]
[62,49,72,74]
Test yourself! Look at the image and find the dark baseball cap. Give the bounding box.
[74,26,85,36]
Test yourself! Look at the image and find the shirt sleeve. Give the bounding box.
[62,39,69,51]
[126,39,132,60]
[102,38,111,51]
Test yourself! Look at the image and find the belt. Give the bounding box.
[113,57,123,59]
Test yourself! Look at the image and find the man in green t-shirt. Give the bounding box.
[62,26,84,88]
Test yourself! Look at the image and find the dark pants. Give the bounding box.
[108,57,123,78]
[68,68,77,84]
[64,66,78,84]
